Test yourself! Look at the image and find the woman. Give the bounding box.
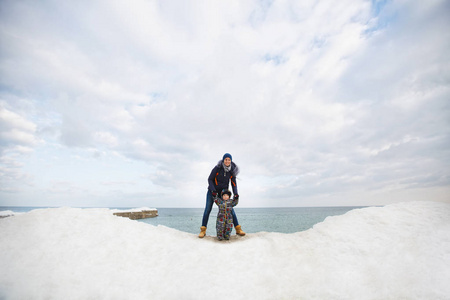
[198,153,246,238]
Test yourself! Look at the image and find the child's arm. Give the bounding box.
[214,196,221,206]
[232,195,239,207]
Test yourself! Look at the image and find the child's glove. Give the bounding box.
[232,194,239,207]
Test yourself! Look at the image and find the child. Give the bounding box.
[214,189,239,240]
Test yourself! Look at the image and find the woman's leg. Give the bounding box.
[232,208,246,236]
[231,208,239,227]
[201,190,214,227]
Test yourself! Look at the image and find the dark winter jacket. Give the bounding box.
[208,161,239,195]
[214,195,239,240]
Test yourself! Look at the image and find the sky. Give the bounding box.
[0,0,449,208]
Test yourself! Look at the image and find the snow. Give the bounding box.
[0,210,15,218]
[1,202,449,300]
[110,207,157,213]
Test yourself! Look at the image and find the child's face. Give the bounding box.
[222,194,230,200]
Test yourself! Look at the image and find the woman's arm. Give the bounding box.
[230,175,238,195]
[208,166,219,192]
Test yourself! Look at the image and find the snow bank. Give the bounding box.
[0,202,449,300]
[110,207,157,213]
[0,210,15,218]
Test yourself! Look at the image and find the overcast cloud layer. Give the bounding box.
[1,0,449,207]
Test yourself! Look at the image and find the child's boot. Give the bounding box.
[198,226,207,238]
[235,225,246,236]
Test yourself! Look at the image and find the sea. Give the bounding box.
[0,206,366,235]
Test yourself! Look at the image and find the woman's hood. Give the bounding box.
[216,160,240,176]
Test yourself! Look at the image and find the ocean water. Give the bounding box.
[0,206,365,235]
[137,207,366,235]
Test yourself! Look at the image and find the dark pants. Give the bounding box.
[201,190,239,227]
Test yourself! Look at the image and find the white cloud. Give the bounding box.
[0,104,40,194]
[0,106,38,146]
[93,131,118,148]
[0,0,449,207]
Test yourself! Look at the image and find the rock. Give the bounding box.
[0,211,14,218]
[113,209,158,220]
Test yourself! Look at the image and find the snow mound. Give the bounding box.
[0,201,449,300]
[110,207,157,213]
[0,210,15,218]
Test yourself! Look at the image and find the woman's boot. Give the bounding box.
[235,225,246,236]
[198,226,207,238]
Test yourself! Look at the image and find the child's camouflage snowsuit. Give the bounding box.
[214,195,239,240]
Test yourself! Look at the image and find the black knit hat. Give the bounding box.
[221,189,232,197]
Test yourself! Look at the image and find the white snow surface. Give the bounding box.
[1,202,449,300]
[110,207,157,213]
[0,210,15,218]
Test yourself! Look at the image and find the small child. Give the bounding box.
[214,189,239,240]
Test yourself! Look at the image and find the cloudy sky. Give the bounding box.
[1,0,449,208]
